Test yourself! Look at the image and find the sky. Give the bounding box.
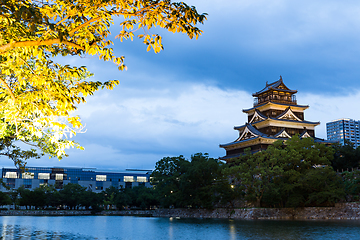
[3,0,360,170]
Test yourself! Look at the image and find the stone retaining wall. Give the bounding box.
[0,202,359,220]
[0,210,152,216]
[153,202,360,220]
[0,210,92,216]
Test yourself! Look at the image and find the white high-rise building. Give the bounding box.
[326,119,360,148]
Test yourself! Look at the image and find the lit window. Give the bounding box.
[22,172,34,179]
[56,174,63,180]
[137,177,147,182]
[124,176,134,182]
[5,172,18,178]
[38,173,50,179]
[96,175,106,181]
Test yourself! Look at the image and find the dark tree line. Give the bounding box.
[331,140,360,172]
[151,138,360,209]
[226,136,345,208]
[0,138,359,211]
[0,184,159,212]
[150,153,236,209]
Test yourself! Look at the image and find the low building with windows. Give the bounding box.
[326,118,360,148]
[0,166,152,192]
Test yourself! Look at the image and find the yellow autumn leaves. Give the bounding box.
[0,0,206,159]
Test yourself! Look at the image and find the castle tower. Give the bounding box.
[219,76,321,161]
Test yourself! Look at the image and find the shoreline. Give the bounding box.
[0,202,359,220]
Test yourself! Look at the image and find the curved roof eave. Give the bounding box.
[243,102,309,113]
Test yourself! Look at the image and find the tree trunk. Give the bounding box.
[255,198,261,208]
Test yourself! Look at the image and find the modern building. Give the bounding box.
[220,76,328,161]
[326,119,360,148]
[0,166,152,192]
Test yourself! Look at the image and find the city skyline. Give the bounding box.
[1,0,360,170]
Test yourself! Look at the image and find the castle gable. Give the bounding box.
[300,131,312,138]
[277,107,302,121]
[274,128,291,138]
[249,109,267,123]
[236,125,259,141]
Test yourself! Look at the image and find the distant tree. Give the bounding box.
[8,189,19,209]
[114,191,131,210]
[126,186,159,209]
[151,155,188,208]
[41,184,61,208]
[102,186,119,209]
[226,144,285,207]
[331,141,360,172]
[80,190,102,212]
[59,183,86,209]
[151,153,232,208]
[31,187,47,209]
[17,186,33,209]
[228,136,345,207]
[0,192,11,206]
[341,170,360,201]
[180,153,229,209]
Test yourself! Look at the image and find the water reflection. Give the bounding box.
[0,224,89,240]
[229,220,236,240]
[0,216,359,240]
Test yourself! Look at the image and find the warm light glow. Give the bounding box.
[96,175,107,181]
[55,173,63,180]
[4,172,18,178]
[124,176,134,182]
[22,172,34,179]
[38,173,50,179]
[137,176,147,182]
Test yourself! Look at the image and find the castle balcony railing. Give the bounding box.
[253,97,297,107]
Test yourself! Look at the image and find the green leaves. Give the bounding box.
[151,153,230,208]
[228,136,344,207]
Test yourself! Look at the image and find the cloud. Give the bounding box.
[4,77,358,171]
[19,80,357,171]
[299,90,360,138]
[4,0,360,171]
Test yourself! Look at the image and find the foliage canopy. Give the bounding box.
[151,153,235,208]
[0,0,206,159]
[227,136,345,207]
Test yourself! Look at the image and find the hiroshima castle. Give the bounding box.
[220,76,328,161]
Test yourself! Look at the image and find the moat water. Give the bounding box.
[0,216,359,239]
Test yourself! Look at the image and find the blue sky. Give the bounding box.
[2,0,360,170]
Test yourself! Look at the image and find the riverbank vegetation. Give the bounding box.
[0,183,159,212]
[0,137,359,210]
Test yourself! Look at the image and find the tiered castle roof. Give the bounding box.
[219,77,327,161]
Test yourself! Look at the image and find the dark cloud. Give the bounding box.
[9,0,360,170]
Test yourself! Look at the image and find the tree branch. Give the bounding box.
[68,2,161,35]
[0,39,84,54]
[68,17,102,35]
[112,2,161,17]
[0,77,16,102]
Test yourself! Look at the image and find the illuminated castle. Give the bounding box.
[220,76,323,161]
